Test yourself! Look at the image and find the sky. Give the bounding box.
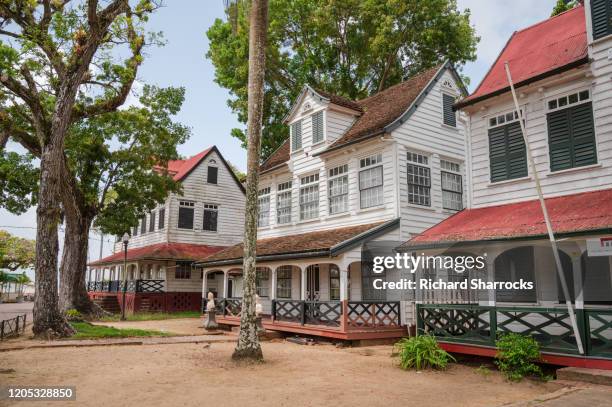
[2,0,558,277]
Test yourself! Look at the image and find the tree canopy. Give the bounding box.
[551,0,579,16]
[207,0,479,159]
[0,230,35,272]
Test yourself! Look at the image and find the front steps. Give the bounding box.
[93,296,121,314]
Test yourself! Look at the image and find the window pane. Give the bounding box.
[359,166,383,208]
[178,207,194,229]
[258,195,270,227]
[276,190,292,224]
[328,175,348,214]
[300,184,319,220]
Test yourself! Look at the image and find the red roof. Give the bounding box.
[88,243,226,266]
[164,147,212,181]
[406,189,612,246]
[458,6,588,108]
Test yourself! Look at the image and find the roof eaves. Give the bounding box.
[330,218,400,255]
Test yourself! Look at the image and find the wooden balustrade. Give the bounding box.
[86,279,165,293]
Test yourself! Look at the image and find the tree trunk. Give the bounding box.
[232,0,268,362]
[32,143,74,338]
[59,210,103,317]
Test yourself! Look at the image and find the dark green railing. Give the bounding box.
[417,304,612,359]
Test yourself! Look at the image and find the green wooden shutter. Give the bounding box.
[570,102,597,167]
[591,0,612,40]
[312,111,324,143]
[548,102,596,172]
[291,120,302,150]
[442,94,456,127]
[488,121,527,182]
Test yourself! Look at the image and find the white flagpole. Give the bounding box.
[504,62,584,355]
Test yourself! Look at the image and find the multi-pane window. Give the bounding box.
[132,225,138,237]
[178,201,195,229]
[140,216,146,234]
[328,164,349,215]
[312,111,324,144]
[329,265,340,301]
[149,211,155,232]
[359,153,383,209]
[442,93,456,127]
[441,159,463,211]
[207,166,218,184]
[276,266,292,299]
[256,267,270,297]
[276,181,292,224]
[299,174,319,220]
[158,208,165,230]
[547,90,597,172]
[203,204,218,231]
[488,109,527,182]
[407,152,431,206]
[291,120,302,151]
[175,261,192,279]
[257,187,271,227]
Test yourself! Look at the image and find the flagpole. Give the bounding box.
[504,62,584,355]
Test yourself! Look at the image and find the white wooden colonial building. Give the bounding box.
[87,146,246,313]
[407,2,612,369]
[198,62,469,340]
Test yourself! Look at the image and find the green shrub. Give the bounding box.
[495,333,544,381]
[65,309,83,322]
[394,334,455,370]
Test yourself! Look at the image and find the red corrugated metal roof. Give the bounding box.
[88,243,226,266]
[407,188,612,245]
[459,6,587,107]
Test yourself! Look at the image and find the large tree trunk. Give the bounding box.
[32,143,74,338]
[232,0,268,362]
[59,210,103,316]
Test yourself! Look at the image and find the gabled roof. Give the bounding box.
[88,243,227,267]
[457,6,588,109]
[260,62,463,173]
[158,145,245,193]
[401,188,612,249]
[198,219,400,267]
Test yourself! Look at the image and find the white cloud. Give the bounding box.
[457,0,558,90]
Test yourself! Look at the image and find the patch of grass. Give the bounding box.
[69,322,173,340]
[99,311,201,322]
[475,364,491,377]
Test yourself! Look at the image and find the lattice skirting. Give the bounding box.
[88,292,201,313]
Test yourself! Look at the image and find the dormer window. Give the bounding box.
[291,120,302,151]
[312,111,324,144]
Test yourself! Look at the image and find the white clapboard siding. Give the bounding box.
[393,69,467,241]
[468,61,612,208]
[113,149,245,252]
[165,261,205,292]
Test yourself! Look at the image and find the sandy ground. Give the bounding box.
[0,302,33,321]
[0,341,562,407]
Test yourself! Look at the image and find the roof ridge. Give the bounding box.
[357,65,441,104]
[514,4,583,35]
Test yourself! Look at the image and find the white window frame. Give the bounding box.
[488,108,522,129]
[440,159,463,211]
[203,203,219,232]
[256,267,270,297]
[328,164,349,215]
[276,181,292,225]
[257,187,271,227]
[299,173,319,221]
[177,200,195,230]
[406,151,431,207]
[359,153,384,209]
[546,88,591,112]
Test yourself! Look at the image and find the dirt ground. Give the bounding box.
[0,340,562,407]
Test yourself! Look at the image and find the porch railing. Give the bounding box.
[86,279,165,293]
[417,304,612,358]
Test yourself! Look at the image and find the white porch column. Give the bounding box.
[271,267,277,300]
[223,270,229,299]
[485,255,496,306]
[301,267,307,300]
[571,254,584,310]
[340,268,349,301]
[202,270,208,297]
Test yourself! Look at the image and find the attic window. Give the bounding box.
[312,111,324,144]
[207,166,218,184]
[291,120,302,151]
